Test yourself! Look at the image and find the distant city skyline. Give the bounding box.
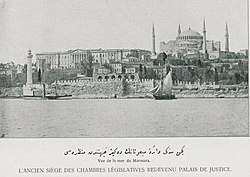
[0,0,248,64]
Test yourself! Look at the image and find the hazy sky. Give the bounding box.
[0,0,248,64]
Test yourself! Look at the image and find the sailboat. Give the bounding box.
[151,69,175,100]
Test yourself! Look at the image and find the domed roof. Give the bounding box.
[179,28,201,37]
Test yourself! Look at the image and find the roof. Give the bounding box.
[126,56,140,60]
[110,61,122,64]
[179,28,202,37]
[123,65,135,69]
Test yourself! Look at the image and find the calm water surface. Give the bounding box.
[0,98,248,137]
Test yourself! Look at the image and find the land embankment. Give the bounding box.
[0,87,22,98]
[0,81,248,99]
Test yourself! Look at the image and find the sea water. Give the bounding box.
[0,98,248,137]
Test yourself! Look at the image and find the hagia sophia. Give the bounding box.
[159,19,229,60]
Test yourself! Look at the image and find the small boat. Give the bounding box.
[46,94,72,100]
[23,82,72,100]
[152,69,175,100]
[45,82,72,100]
[23,96,46,100]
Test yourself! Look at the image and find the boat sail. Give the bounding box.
[152,69,175,100]
[149,84,159,93]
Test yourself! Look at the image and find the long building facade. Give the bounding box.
[36,48,151,71]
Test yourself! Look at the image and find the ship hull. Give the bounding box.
[153,94,175,100]
[23,96,46,100]
[46,95,72,100]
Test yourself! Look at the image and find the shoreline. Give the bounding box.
[0,95,248,100]
[0,85,248,100]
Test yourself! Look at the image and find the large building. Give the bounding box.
[36,49,91,70]
[36,48,151,71]
[160,27,203,55]
[160,20,229,60]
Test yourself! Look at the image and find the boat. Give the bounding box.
[46,94,72,100]
[45,82,72,100]
[23,82,72,100]
[151,69,175,100]
[23,96,46,100]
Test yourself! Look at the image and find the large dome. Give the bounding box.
[179,28,202,37]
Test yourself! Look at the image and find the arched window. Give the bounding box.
[98,76,103,80]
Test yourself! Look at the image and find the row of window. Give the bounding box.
[178,36,202,40]
[98,69,110,74]
[93,53,117,58]
[97,75,135,80]
[179,44,197,47]
[125,68,135,74]
[111,64,122,68]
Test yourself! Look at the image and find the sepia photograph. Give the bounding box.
[0,0,248,138]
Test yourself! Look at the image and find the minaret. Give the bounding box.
[178,24,181,36]
[152,23,156,55]
[225,22,229,52]
[203,19,207,52]
[203,18,207,59]
[26,49,33,86]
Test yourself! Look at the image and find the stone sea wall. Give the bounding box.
[0,87,22,98]
[0,79,248,98]
[173,82,248,98]
[55,79,249,98]
[56,79,154,98]
[173,88,248,98]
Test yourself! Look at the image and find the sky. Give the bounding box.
[0,0,248,64]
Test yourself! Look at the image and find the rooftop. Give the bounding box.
[179,28,202,37]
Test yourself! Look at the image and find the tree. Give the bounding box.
[205,67,214,82]
[157,52,167,65]
[220,66,224,73]
[87,54,94,77]
[139,64,143,80]
[0,75,8,87]
[143,66,147,78]
[166,64,171,75]
[197,59,203,67]
[172,69,177,84]
[162,52,167,64]
[38,69,42,84]
[122,78,129,96]
[214,68,219,84]
[234,72,242,84]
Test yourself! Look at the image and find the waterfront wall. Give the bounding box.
[0,87,22,98]
[56,79,154,98]
[0,79,248,98]
[56,79,248,98]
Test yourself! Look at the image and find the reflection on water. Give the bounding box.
[0,98,248,137]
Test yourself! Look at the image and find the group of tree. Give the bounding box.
[153,52,249,85]
[138,64,161,80]
[79,55,94,77]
